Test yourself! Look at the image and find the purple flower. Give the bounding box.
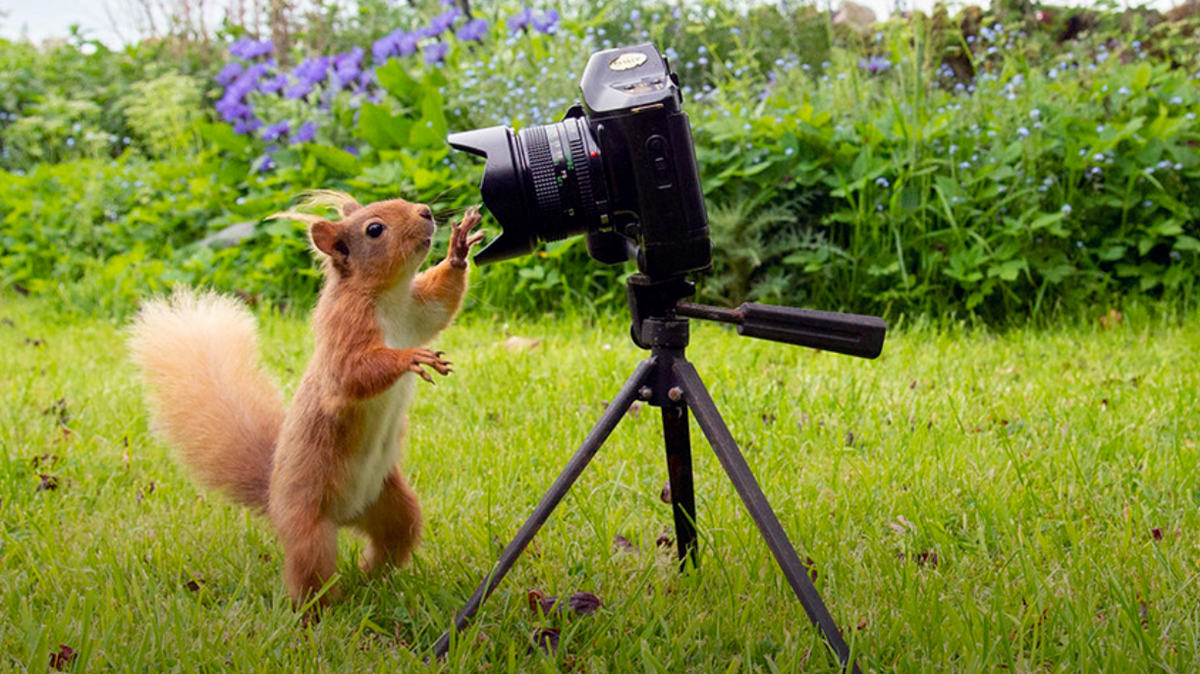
[259,73,289,94]
[215,95,253,122]
[230,37,273,60]
[217,62,244,85]
[507,6,533,33]
[372,29,420,64]
[261,120,290,141]
[232,117,262,135]
[427,8,461,36]
[294,56,330,85]
[256,152,276,172]
[332,48,364,88]
[284,81,315,100]
[292,120,317,144]
[424,42,449,64]
[457,18,488,42]
[342,145,359,156]
[858,56,890,74]
[531,9,559,34]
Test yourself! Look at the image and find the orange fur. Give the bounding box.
[129,193,482,608]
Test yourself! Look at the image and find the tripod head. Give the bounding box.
[626,274,887,359]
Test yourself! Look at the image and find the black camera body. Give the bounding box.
[448,43,711,280]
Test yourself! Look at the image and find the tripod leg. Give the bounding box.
[662,404,698,569]
[432,358,658,658]
[673,361,861,674]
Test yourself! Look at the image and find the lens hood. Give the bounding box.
[447,127,537,264]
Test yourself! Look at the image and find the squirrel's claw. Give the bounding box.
[405,347,452,384]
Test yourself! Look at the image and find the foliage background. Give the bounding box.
[1,1,1199,323]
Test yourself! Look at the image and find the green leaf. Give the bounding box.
[1174,235,1200,252]
[988,258,1025,281]
[198,122,250,154]
[302,144,362,175]
[358,103,410,151]
[375,59,421,104]
[1132,62,1152,92]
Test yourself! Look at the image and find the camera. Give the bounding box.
[448,42,712,280]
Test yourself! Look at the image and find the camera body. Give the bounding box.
[448,42,711,280]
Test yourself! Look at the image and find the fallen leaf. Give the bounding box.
[613,535,635,554]
[1151,527,1164,541]
[13,284,29,296]
[1,317,14,327]
[659,481,672,504]
[499,336,542,353]
[655,532,674,548]
[628,400,644,419]
[567,592,603,615]
[527,589,558,615]
[761,413,776,426]
[48,645,76,671]
[856,617,869,630]
[183,571,205,592]
[36,474,59,492]
[529,628,559,656]
[917,551,939,568]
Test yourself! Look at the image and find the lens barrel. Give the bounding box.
[448,113,608,265]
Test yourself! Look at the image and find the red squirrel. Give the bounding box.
[129,190,483,607]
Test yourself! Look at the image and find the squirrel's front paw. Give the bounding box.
[448,206,486,269]
[399,347,452,384]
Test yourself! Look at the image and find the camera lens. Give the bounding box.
[448,113,608,265]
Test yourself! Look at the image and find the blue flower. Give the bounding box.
[424,42,449,64]
[457,18,488,42]
[875,177,890,188]
[532,9,559,34]
[1061,204,1072,214]
[292,120,317,144]
[217,62,244,85]
[230,37,273,60]
[1017,126,1030,138]
[256,152,276,173]
[858,56,890,74]
[261,120,290,141]
[343,145,359,156]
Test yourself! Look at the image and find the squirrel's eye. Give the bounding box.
[366,222,385,238]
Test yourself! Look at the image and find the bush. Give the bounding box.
[2,1,1198,322]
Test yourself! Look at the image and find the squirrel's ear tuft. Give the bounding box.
[310,220,346,258]
[342,202,361,216]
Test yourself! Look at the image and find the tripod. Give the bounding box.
[432,275,886,672]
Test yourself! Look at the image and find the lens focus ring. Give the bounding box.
[521,126,563,239]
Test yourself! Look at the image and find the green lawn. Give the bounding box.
[2,294,1198,672]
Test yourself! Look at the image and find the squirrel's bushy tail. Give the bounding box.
[128,289,285,510]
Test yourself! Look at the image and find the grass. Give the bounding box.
[2,292,1198,673]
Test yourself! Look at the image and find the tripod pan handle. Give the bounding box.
[736,303,886,359]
